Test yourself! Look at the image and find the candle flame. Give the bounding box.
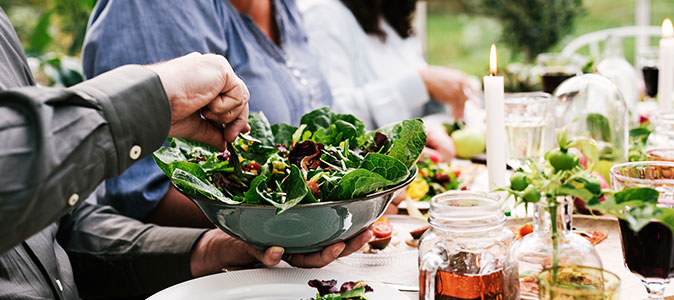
[664,18,673,39]
[489,44,497,75]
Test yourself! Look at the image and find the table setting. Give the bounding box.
[143,19,674,300]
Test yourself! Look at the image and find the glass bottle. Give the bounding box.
[508,196,603,300]
[553,74,629,181]
[418,191,518,300]
[597,35,639,123]
[647,112,674,149]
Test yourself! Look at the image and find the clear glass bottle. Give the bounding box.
[418,191,518,300]
[553,74,629,181]
[508,196,603,300]
[598,36,639,123]
[647,112,674,149]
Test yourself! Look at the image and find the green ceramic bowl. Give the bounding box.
[174,166,417,253]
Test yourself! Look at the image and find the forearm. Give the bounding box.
[59,203,206,299]
[0,65,170,252]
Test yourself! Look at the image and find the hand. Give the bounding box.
[190,228,373,276]
[418,66,472,120]
[422,124,456,162]
[145,52,250,150]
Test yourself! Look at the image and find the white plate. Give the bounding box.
[147,268,409,300]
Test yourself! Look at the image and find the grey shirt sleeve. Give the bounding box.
[58,202,206,299]
[0,65,171,253]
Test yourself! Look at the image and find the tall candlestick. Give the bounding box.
[659,18,674,112]
[484,44,506,190]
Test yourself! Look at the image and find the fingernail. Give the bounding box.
[332,244,346,258]
[270,247,284,261]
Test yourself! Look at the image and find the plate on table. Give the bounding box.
[147,268,409,300]
[336,215,428,267]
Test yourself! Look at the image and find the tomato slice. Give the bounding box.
[372,222,393,238]
[519,224,534,238]
[375,216,390,224]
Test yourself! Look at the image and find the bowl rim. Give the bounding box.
[174,165,418,209]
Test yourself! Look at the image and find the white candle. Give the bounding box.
[659,18,674,112]
[484,44,506,190]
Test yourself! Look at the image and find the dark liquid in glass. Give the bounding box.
[419,269,504,300]
[642,66,659,98]
[619,219,674,278]
[541,73,575,94]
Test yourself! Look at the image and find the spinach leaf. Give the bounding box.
[586,113,612,142]
[301,107,332,132]
[328,169,394,200]
[153,146,188,176]
[271,123,297,146]
[276,165,314,214]
[244,175,275,205]
[171,168,241,205]
[234,134,279,165]
[385,119,426,168]
[360,153,409,184]
[171,138,218,155]
[248,112,274,146]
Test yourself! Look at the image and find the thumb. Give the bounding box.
[247,245,284,267]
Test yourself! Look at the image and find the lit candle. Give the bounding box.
[484,44,506,190]
[659,18,674,112]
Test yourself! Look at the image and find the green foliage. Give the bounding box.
[464,0,585,62]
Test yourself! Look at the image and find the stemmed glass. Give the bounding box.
[639,47,659,101]
[537,53,583,94]
[610,161,674,299]
[504,92,551,170]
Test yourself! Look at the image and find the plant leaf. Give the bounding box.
[385,119,426,168]
[271,123,297,147]
[247,112,274,146]
[359,153,409,184]
[171,168,240,205]
[614,187,660,205]
[586,113,612,143]
[328,169,394,201]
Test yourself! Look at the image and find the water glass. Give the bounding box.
[537,53,583,94]
[504,92,551,170]
[538,266,620,300]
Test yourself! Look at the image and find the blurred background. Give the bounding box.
[0,0,672,87]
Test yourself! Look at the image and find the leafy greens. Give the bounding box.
[153,107,426,214]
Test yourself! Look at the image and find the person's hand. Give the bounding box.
[418,66,472,120]
[145,52,250,150]
[190,228,373,276]
[421,124,456,163]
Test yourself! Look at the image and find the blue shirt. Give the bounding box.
[82,0,333,219]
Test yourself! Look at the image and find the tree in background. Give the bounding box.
[0,0,94,86]
[468,0,585,63]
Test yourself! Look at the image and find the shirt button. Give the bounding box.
[129,145,142,160]
[55,279,63,291]
[67,194,79,206]
[292,69,301,77]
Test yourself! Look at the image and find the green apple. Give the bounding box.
[451,128,486,159]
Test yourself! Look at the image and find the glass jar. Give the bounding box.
[418,191,518,300]
[647,112,674,149]
[509,196,603,300]
[553,74,629,181]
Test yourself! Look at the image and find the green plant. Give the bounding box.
[468,0,585,63]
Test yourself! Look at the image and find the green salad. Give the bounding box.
[152,107,426,214]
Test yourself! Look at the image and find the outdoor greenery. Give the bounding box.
[427,0,674,76]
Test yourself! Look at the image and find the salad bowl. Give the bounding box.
[174,166,417,253]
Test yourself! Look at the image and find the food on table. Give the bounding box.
[368,218,393,250]
[153,107,425,214]
[307,279,373,300]
[405,225,430,248]
[450,127,486,159]
[405,158,461,202]
[513,223,607,245]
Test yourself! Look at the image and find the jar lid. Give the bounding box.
[429,191,505,232]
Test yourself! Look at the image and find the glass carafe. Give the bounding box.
[508,196,603,299]
[647,112,674,149]
[418,191,518,300]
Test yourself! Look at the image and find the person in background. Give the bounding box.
[0,7,372,296]
[81,0,334,227]
[299,0,474,162]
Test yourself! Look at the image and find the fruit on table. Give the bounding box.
[510,172,529,191]
[372,221,393,238]
[450,128,486,159]
[410,225,430,239]
[406,177,429,199]
[518,224,534,238]
[548,149,579,171]
[523,186,541,203]
[368,236,392,250]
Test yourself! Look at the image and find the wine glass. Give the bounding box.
[639,47,659,100]
[610,161,674,299]
[504,92,551,170]
[537,53,583,94]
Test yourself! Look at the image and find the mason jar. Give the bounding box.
[418,191,518,300]
[647,112,674,149]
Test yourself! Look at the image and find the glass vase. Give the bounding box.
[508,196,603,299]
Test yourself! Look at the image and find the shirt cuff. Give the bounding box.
[394,70,429,112]
[69,65,171,175]
[134,227,207,288]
